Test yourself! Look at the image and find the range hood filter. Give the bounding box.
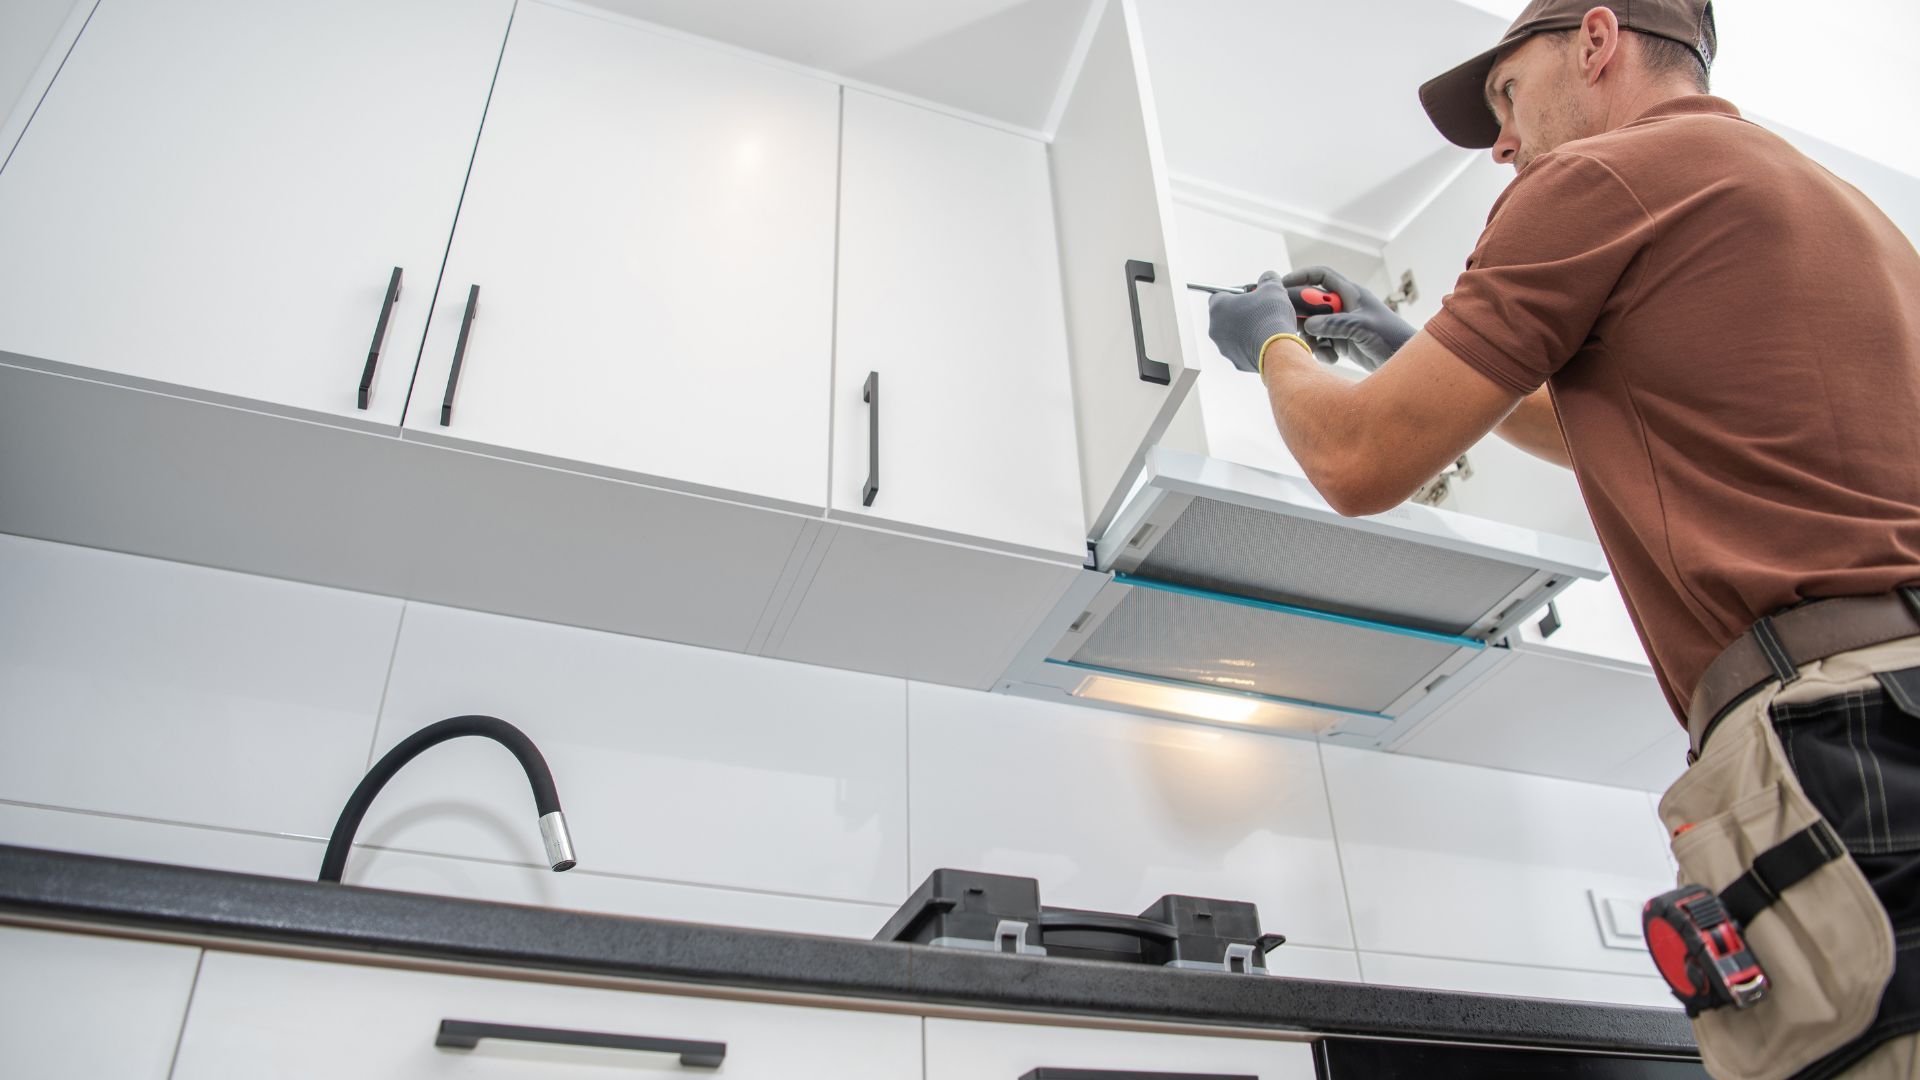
[1127,496,1540,636]
[1065,579,1474,715]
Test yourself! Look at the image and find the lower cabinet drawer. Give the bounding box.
[0,926,203,1080]
[170,951,921,1079]
[924,1017,1316,1079]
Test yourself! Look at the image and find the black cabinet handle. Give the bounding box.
[861,370,879,507]
[1124,259,1171,385]
[1021,1060,1259,1068]
[358,266,403,410]
[436,1019,724,1068]
[440,284,479,427]
[1021,1071,1257,1079]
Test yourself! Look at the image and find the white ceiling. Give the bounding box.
[573,0,1095,133]
[1136,0,1504,241]
[574,0,1918,246]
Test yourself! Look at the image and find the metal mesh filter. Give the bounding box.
[1071,585,1468,714]
[1131,497,1538,635]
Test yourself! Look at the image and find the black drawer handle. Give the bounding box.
[861,369,879,507]
[436,1019,725,1068]
[1021,1071,1257,1079]
[1124,259,1170,385]
[440,284,479,426]
[358,266,403,410]
[1021,1060,1259,1068]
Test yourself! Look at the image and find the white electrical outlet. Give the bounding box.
[1590,890,1648,951]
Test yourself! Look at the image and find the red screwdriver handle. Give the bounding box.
[1288,286,1343,319]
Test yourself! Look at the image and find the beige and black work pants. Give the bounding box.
[1659,636,1920,1080]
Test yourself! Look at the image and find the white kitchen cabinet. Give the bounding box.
[762,523,1080,690]
[832,89,1083,559]
[1393,641,1681,790]
[1518,576,1654,668]
[354,601,909,906]
[403,0,839,514]
[1053,0,1202,541]
[1168,202,1315,479]
[170,950,921,1079]
[0,926,203,1080]
[907,682,1355,952]
[0,533,402,841]
[925,1016,1315,1079]
[0,0,512,426]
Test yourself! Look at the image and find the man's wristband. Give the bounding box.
[1257,332,1312,376]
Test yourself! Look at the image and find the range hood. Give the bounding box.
[998,447,1609,746]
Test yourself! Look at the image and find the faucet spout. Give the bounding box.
[318,715,574,883]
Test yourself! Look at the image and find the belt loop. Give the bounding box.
[1751,616,1801,686]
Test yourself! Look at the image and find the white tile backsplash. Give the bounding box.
[3,537,1684,998]
[0,800,324,878]
[360,602,910,905]
[1359,951,1679,1010]
[1323,744,1675,975]
[0,534,400,838]
[1262,942,1364,983]
[908,683,1356,950]
[345,843,892,938]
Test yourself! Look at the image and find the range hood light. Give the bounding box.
[1072,674,1263,725]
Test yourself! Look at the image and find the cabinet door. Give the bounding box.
[405,0,839,514]
[1053,0,1199,540]
[0,0,512,425]
[833,89,1083,560]
[925,1017,1315,1079]
[0,926,203,1080]
[171,951,921,1080]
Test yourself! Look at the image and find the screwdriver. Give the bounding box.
[1187,281,1343,319]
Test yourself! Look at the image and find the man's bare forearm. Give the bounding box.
[1258,331,1528,517]
[1496,388,1572,468]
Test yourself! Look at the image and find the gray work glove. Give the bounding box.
[1281,265,1416,372]
[1206,270,1302,374]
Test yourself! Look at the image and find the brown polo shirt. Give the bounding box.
[1425,95,1920,720]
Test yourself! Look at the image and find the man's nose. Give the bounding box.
[1491,127,1520,167]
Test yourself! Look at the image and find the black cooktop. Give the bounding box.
[876,869,1288,975]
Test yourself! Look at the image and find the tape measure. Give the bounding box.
[1643,885,1768,1016]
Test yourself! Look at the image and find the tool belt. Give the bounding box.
[1655,589,1920,1080]
[1686,586,1920,761]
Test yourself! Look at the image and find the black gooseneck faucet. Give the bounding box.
[318,715,575,883]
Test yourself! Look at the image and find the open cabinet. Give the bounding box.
[996,0,1613,746]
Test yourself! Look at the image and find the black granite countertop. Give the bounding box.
[0,844,1696,1057]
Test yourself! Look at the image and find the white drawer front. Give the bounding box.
[924,1017,1314,1079]
[171,951,920,1079]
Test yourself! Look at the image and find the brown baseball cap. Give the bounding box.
[1419,0,1717,149]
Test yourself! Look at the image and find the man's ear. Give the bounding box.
[1579,5,1622,86]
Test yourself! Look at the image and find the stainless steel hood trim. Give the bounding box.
[1042,658,1392,720]
[1035,575,1488,721]
[1100,448,1609,582]
[1113,573,1487,651]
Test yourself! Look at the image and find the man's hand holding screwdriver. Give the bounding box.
[1204,265,1419,374]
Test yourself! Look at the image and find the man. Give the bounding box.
[1206,2,1920,1077]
